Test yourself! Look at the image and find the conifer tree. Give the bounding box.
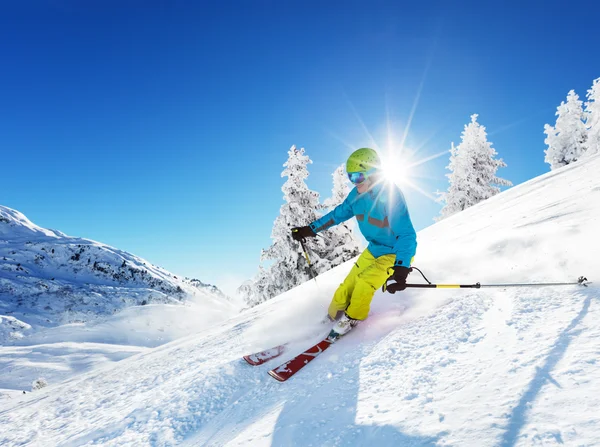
[314,164,361,269]
[240,151,368,307]
[544,90,588,169]
[322,164,351,209]
[436,114,512,221]
[241,146,323,306]
[584,78,600,158]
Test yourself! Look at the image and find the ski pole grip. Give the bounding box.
[383,279,409,294]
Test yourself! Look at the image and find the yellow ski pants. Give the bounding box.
[328,249,396,321]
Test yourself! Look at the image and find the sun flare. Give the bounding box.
[382,156,410,186]
[331,92,450,203]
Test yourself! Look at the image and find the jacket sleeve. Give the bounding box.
[388,186,417,267]
[309,192,355,234]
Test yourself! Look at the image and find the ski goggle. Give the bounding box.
[349,169,377,184]
[347,172,367,184]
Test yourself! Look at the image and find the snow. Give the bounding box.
[1,155,599,446]
[0,204,236,345]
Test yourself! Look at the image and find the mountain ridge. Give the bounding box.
[0,205,233,341]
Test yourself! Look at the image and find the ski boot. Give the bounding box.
[327,313,359,341]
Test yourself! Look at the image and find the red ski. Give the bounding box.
[268,331,340,382]
[243,344,287,366]
[243,319,333,366]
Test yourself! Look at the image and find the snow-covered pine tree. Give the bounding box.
[436,114,512,221]
[583,77,600,158]
[238,265,271,308]
[313,163,361,269]
[321,164,351,210]
[242,146,324,306]
[544,90,588,169]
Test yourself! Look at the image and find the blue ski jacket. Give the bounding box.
[309,181,417,267]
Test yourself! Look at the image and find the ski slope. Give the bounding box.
[1,155,599,446]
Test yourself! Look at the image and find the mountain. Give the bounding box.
[0,155,599,446]
[0,205,233,342]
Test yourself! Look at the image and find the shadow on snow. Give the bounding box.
[500,290,596,447]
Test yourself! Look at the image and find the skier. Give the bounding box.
[291,147,417,337]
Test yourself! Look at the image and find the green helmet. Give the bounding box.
[346,148,381,173]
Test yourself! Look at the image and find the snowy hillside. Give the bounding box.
[0,205,233,343]
[1,155,599,446]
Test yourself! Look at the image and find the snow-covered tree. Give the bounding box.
[583,77,600,158]
[237,266,271,308]
[240,152,368,307]
[241,146,324,306]
[436,114,512,221]
[314,163,361,268]
[321,164,351,210]
[544,90,588,169]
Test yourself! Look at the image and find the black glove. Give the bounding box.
[383,266,411,293]
[291,226,316,241]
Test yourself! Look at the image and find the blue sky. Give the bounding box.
[2,1,599,295]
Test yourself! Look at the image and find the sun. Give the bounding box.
[381,155,410,186]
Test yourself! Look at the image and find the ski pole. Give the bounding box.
[408,278,588,289]
[299,238,318,282]
[291,227,318,281]
[384,268,590,293]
